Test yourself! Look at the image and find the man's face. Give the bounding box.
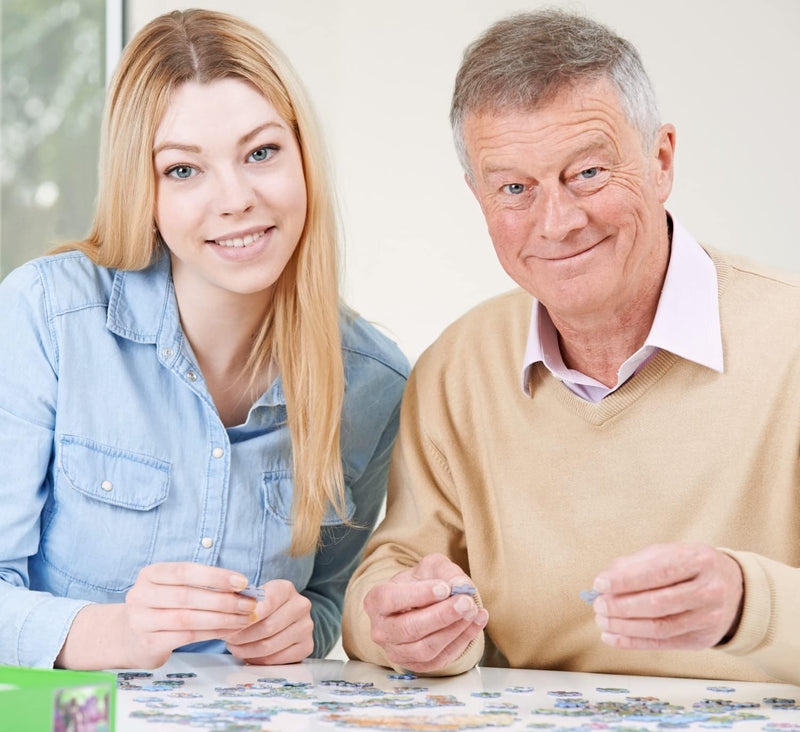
[463,78,674,324]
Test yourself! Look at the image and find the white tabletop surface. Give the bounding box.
[110,652,800,731]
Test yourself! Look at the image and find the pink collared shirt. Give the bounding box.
[521,217,724,401]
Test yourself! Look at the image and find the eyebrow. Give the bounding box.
[482,139,614,178]
[153,120,288,157]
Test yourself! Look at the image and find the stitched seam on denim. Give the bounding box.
[341,345,409,380]
[0,402,55,432]
[30,260,61,375]
[38,550,137,593]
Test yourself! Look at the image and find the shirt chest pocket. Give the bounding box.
[41,435,171,592]
[256,470,356,587]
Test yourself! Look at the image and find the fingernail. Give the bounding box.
[454,595,473,615]
[595,614,609,630]
[229,575,248,590]
[432,582,449,600]
[474,609,489,627]
[238,598,256,612]
[594,577,610,593]
[593,597,607,614]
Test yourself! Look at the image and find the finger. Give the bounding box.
[593,580,699,620]
[131,583,259,616]
[226,608,314,660]
[389,609,488,671]
[131,605,256,634]
[372,594,481,650]
[600,626,720,652]
[403,553,469,584]
[594,543,710,595]
[595,607,711,641]
[226,592,311,645]
[365,579,452,617]
[139,562,249,592]
[235,639,314,666]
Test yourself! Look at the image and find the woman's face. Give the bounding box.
[153,78,307,305]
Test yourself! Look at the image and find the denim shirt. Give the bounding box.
[0,251,409,667]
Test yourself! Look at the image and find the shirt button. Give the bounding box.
[161,348,173,359]
[201,537,213,549]
[212,447,224,459]
[186,370,198,382]
[101,480,113,492]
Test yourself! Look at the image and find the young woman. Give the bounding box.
[0,9,408,670]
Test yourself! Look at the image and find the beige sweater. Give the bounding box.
[343,248,800,684]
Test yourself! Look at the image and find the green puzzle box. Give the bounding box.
[0,666,115,731]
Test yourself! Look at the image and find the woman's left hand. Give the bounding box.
[222,579,314,664]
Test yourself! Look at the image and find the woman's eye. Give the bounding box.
[166,165,196,180]
[249,145,277,162]
[503,183,525,195]
[579,167,599,179]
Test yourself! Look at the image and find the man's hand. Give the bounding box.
[223,579,314,664]
[590,543,744,650]
[363,553,488,673]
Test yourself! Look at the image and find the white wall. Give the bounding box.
[129,0,800,363]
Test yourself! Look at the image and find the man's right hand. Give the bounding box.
[362,553,488,673]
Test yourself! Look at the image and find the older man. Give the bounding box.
[342,10,800,684]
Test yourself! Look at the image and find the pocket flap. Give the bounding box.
[263,470,355,525]
[58,435,170,510]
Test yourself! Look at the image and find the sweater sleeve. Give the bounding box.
[717,549,800,685]
[342,364,484,675]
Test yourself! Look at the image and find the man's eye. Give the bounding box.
[166,165,195,179]
[249,145,277,162]
[579,167,599,179]
[503,183,525,195]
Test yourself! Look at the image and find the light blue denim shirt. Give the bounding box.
[0,250,408,667]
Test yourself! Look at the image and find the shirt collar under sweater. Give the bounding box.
[521,215,724,401]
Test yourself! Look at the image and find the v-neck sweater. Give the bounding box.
[343,246,800,684]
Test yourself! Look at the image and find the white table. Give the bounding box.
[111,653,800,731]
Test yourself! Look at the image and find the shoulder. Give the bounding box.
[0,251,114,317]
[706,246,800,319]
[339,308,410,382]
[417,288,532,373]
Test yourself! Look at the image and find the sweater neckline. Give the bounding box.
[525,245,730,425]
[529,349,680,424]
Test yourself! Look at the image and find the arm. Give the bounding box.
[590,543,800,685]
[0,264,90,667]
[304,398,404,658]
[342,366,486,675]
[223,378,407,664]
[716,549,800,685]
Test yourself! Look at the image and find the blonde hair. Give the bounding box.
[57,9,345,555]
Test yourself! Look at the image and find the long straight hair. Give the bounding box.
[57,9,346,555]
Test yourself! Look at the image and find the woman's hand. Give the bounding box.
[222,579,314,664]
[57,562,258,670]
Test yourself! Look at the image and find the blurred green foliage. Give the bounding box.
[1,0,106,276]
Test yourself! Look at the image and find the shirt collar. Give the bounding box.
[521,216,723,395]
[105,250,177,345]
[105,250,288,408]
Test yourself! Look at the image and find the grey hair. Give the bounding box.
[450,9,661,174]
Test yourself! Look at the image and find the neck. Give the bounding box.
[549,237,670,388]
[173,280,271,385]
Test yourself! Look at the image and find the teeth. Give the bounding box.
[217,230,266,248]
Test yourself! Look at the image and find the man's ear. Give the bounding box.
[465,171,478,199]
[652,123,676,203]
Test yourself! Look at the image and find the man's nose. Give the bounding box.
[533,184,588,241]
